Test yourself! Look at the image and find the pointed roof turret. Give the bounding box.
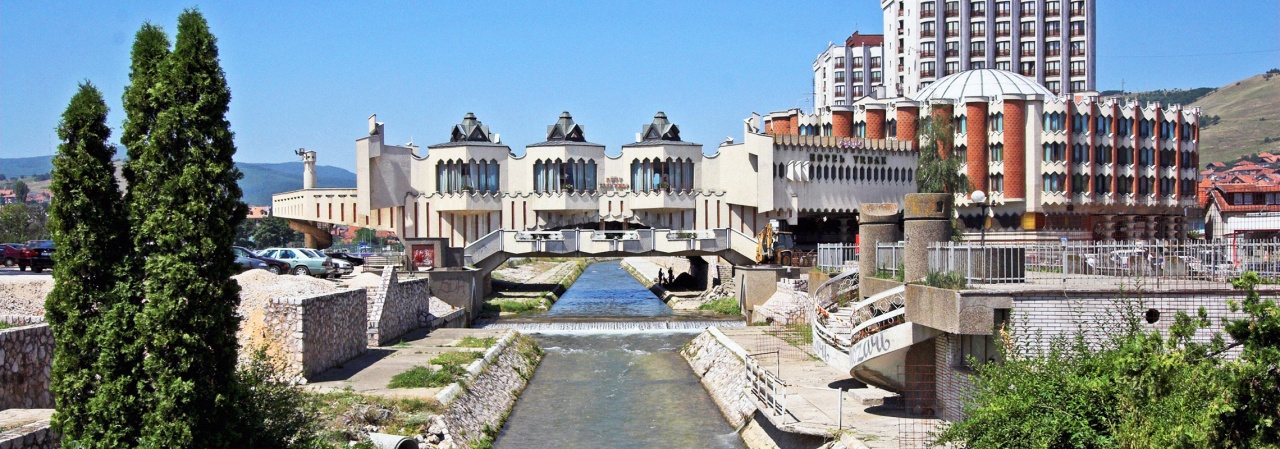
[528,111,603,147]
[623,111,699,147]
[429,112,506,148]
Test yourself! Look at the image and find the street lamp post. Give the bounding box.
[971,190,989,248]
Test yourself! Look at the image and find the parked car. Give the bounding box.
[233,246,289,274]
[324,251,365,266]
[301,249,352,278]
[1,243,25,267]
[256,247,332,277]
[17,240,54,273]
[234,255,269,273]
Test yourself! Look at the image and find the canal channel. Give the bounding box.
[492,260,747,449]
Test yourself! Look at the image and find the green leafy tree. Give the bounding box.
[13,180,30,203]
[45,83,135,448]
[1218,272,1280,447]
[0,203,49,242]
[915,115,969,241]
[251,216,302,248]
[130,9,248,448]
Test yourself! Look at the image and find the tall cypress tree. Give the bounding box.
[132,9,247,448]
[46,83,130,447]
[122,23,170,205]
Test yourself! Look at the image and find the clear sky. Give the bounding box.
[2,0,1278,171]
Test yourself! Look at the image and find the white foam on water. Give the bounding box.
[476,320,746,333]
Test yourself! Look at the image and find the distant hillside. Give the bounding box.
[236,162,357,205]
[0,156,356,206]
[1103,87,1218,106]
[0,155,55,179]
[1192,72,1280,166]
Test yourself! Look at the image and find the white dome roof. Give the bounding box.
[912,69,1054,102]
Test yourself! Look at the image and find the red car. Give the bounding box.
[17,240,54,273]
[1,243,24,267]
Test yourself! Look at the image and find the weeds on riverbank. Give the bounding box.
[456,336,497,348]
[311,390,443,444]
[388,351,483,389]
[698,297,741,315]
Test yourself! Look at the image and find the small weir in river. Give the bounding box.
[491,260,747,449]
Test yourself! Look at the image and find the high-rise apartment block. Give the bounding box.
[815,1,1096,103]
[813,33,885,109]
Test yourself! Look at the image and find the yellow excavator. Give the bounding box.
[755,220,796,265]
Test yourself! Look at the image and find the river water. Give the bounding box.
[492,260,746,449]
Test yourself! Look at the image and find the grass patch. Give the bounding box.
[920,271,967,290]
[387,351,483,389]
[699,297,741,315]
[484,298,544,314]
[392,340,411,348]
[456,336,497,348]
[0,322,12,331]
[312,390,444,443]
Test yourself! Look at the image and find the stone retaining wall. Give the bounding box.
[366,268,431,346]
[418,332,541,448]
[263,289,367,380]
[0,415,56,449]
[682,328,756,428]
[0,324,53,410]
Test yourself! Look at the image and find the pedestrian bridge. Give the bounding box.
[464,228,759,272]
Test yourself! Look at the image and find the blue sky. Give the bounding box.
[2,0,1277,171]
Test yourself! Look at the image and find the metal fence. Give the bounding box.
[875,242,906,279]
[924,239,1280,288]
[817,243,859,273]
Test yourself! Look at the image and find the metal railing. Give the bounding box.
[875,242,905,279]
[746,351,787,417]
[924,239,1280,288]
[816,243,859,273]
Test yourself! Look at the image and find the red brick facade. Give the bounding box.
[966,102,988,192]
[866,109,886,139]
[897,106,919,145]
[1003,100,1026,199]
[832,111,854,137]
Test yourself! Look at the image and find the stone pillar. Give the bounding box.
[858,203,903,284]
[1003,99,1027,199]
[832,107,854,138]
[966,99,989,192]
[866,106,887,139]
[903,193,954,283]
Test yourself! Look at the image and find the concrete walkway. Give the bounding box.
[305,328,508,399]
[716,326,936,448]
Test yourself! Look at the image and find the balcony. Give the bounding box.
[920,50,935,58]
[629,190,697,211]
[971,8,986,15]
[529,192,599,211]
[997,49,1011,57]
[1045,69,1060,76]
[1045,8,1061,16]
[945,9,959,17]
[921,70,936,78]
[921,29,936,38]
[1071,28,1086,37]
[995,30,1011,37]
[1020,50,1036,57]
[971,49,986,57]
[1020,68,1035,76]
[971,29,986,37]
[996,10,1011,17]
[852,62,863,69]
[1021,28,1036,37]
[1070,69,1087,76]
[852,77,864,83]
[1071,8,1085,16]
[1046,29,1061,37]
[871,76,883,83]
[946,50,959,57]
[921,9,935,17]
[1020,8,1035,16]
[1070,49,1087,56]
[434,192,504,212]
[870,61,882,69]
[1046,49,1061,57]
[834,62,845,69]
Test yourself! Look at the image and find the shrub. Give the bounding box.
[921,271,967,289]
[235,350,327,448]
